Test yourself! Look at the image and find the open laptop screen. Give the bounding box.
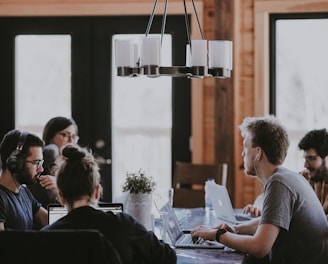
[47,203,124,225]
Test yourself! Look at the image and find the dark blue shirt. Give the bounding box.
[0,184,41,229]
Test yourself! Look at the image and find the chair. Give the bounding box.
[172,162,228,208]
[0,229,122,264]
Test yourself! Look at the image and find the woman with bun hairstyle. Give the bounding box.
[42,144,176,264]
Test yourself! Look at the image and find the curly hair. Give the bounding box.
[239,115,289,165]
[298,129,328,158]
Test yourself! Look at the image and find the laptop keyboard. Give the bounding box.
[179,234,204,245]
[235,214,251,221]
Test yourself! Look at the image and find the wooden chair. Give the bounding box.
[172,162,228,208]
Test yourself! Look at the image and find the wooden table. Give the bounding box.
[176,248,246,264]
[174,208,246,264]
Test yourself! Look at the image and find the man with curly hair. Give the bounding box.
[298,128,328,219]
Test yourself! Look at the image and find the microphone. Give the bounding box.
[42,144,59,175]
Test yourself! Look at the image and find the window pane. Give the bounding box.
[112,34,172,200]
[276,19,328,170]
[15,35,71,137]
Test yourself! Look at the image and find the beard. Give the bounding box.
[14,168,39,186]
[310,159,328,182]
[244,160,257,177]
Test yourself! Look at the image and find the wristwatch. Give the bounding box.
[215,228,227,242]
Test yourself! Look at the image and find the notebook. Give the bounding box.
[207,183,252,225]
[156,202,224,249]
[47,203,124,225]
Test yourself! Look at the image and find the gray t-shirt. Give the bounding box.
[260,167,328,264]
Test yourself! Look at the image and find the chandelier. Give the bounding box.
[114,0,233,79]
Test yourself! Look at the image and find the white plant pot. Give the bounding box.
[126,192,153,230]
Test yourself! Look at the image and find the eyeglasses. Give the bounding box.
[26,159,44,169]
[303,155,319,163]
[58,132,79,143]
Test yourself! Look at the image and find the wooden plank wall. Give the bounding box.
[204,0,262,207]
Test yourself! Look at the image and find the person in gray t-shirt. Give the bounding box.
[191,115,328,264]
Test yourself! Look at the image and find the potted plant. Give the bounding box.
[122,169,156,194]
[122,169,156,230]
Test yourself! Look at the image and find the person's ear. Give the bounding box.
[57,191,65,206]
[95,184,102,200]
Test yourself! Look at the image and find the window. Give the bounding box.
[111,34,172,199]
[15,35,72,136]
[272,15,328,171]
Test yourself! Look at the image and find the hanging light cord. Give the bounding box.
[160,0,169,46]
[146,0,204,45]
[145,0,159,37]
[183,0,191,47]
[191,0,204,40]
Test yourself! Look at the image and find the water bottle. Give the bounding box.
[205,178,215,210]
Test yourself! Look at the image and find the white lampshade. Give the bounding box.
[141,36,161,66]
[208,40,233,70]
[115,39,134,67]
[191,39,207,67]
[185,44,191,67]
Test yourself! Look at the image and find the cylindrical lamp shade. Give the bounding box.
[141,36,161,66]
[191,40,207,67]
[208,40,233,70]
[185,44,191,67]
[132,43,139,67]
[115,39,134,67]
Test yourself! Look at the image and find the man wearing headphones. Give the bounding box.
[0,129,56,230]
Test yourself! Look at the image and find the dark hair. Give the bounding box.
[298,129,328,158]
[239,115,289,165]
[56,144,100,205]
[0,129,44,170]
[42,116,78,145]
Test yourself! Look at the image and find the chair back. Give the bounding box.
[173,162,228,208]
[0,229,122,264]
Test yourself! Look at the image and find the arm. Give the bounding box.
[34,207,48,228]
[191,223,279,259]
[213,217,260,235]
[234,218,260,235]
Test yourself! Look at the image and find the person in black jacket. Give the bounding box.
[41,144,176,264]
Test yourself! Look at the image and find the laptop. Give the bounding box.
[47,203,124,225]
[156,202,224,249]
[207,183,252,225]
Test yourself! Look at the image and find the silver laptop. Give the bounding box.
[47,203,124,225]
[157,202,224,249]
[207,183,252,225]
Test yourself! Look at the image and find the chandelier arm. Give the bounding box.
[160,0,169,46]
[191,0,204,39]
[145,0,159,36]
[183,0,192,47]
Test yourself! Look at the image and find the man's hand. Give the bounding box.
[39,175,58,195]
[243,204,262,217]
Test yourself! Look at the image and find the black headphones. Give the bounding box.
[6,131,29,173]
